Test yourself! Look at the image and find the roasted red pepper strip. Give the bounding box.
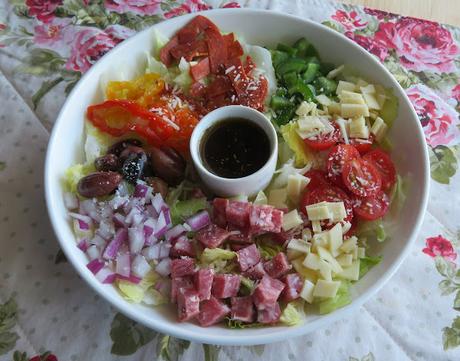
[87,100,175,144]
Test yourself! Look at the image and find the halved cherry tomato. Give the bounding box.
[342,158,382,197]
[303,169,330,191]
[352,190,390,220]
[363,149,396,190]
[300,185,353,223]
[349,134,374,154]
[303,123,341,151]
[326,144,360,185]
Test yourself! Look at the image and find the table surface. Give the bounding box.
[0,1,460,361]
[344,0,460,26]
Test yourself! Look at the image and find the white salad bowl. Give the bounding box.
[45,9,429,346]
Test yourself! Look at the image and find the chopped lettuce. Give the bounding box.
[145,53,168,77]
[117,280,145,303]
[170,197,208,224]
[84,121,114,162]
[143,288,168,306]
[257,241,283,260]
[280,121,311,167]
[359,256,382,279]
[356,219,387,243]
[280,303,303,326]
[226,318,263,329]
[379,88,399,129]
[240,276,255,296]
[389,175,408,217]
[271,158,310,189]
[152,29,169,59]
[116,271,168,305]
[318,281,352,315]
[64,162,96,193]
[200,248,236,264]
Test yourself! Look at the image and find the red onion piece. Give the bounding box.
[142,244,161,260]
[128,227,144,254]
[86,245,100,260]
[77,239,89,252]
[185,210,210,231]
[103,228,128,260]
[116,252,131,277]
[164,224,187,242]
[64,192,79,210]
[132,254,151,277]
[155,258,171,276]
[86,259,104,275]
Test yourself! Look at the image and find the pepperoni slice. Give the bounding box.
[190,57,210,81]
[342,158,382,197]
[352,190,390,221]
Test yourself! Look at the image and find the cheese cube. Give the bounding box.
[363,93,381,110]
[312,220,322,233]
[313,279,341,298]
[342,221,352,235]
[303,252,321,270]
[282,210,303,231]
[253,190,268,205]
[337,260,360,281]
[302,228,312,241]
[349,116,370,139]
[358,247,366,258]
[328,223,343,252]
[292,258,318,282]
[336,253,353,267]
[287,174,309,202]
[311,232,329,252]
[356,78,369,88]
[268,188,288,208]
[300,280,316,303]
[341,103,370,118]
[326,64,344,79]
[306,203,331,221]
[377,93,387,108]
[370,117,388,142]
[369,110,379,120]
[287,249,304,260]
[340,90,365,105]
[317,246,343,274]
[327,202,347,222]
[318,260,332,281]
[352,246,359,260]
[316,94,332,106]
[336,80,356,95]
[287,239,311,254]
[328,102,341,114]
[296,101,316,116]
[360,84,375,94]
[340,236,358,253]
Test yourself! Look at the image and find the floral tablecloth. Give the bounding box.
[1,1,460,360]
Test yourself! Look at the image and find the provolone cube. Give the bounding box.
[328,223,343,252]
[296,101,316,116]
[369,110,379,120]
[302,228,312,241]
[377,93,387,108]
[316,94,332,106]
[340,236,358,253]
[303,252,321,271]
[336,80,356,95]
[298,115,326,132]
[352,246,359,260]
[349,116,370,139]
[268,188,288,208]
[253,190,268,205]
[363,93,381,110]
[312,220,322,233]
[318,260,332,281]
[358,247,366,258]
[306,203,331,221]
[342,221,352,235]
[292,258,318,282]
[282,210,303,231]
[327,202,347,222]
[313,279,341,298]
[326,64,344,79]
[312,232,329,252]
[287,249,304,260]
[340,90,365,105]
[341,103,370,118]
[328,102,341,114]
[337,260,360,281]
[317,246,343,274]
[300,280,316,303]
[335,117,349,145]
[287,174,309,202]
[356,78,368,88]
[336,253,353,267]
[360,84,376,94]
[287,239,311,254]
[370,117,388,142]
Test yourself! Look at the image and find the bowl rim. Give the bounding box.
[45,8,430,346]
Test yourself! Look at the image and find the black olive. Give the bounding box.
[94,154,119,172]
[121,152,147,183]
[108,139,143,157]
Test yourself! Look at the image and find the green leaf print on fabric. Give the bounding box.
[429,145,458,185]
[54,249,68,264]
[110,313,156,356]
[443,316,460,350]
[0,162,5,171]
[0,298,19,355]
[157,335,190,361]
[203,344,220,361]
[251,344,265,356]
[13,350,28,361]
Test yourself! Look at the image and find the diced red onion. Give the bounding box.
[131,254,151,277]
[116,274,141,284]
[109,195,128,210]
[77,239,89,252]
[68,212,92,225]
[116,252,131,277]
[163,208,171,226]
[159,242,171,259]
[90,234,106,248]
[182,222,192,232]
[96,267,116,284]
[116,181,130,197]
[128,227,145,254]
[143,218,156,238]
[64,192,79,210]
[80,199,101,222]
[145,205,158,219]
[99,203,113,219]
[87,258,104,275]
[103,228,128,260]
[134,183,153,200]
[113,213,127,228]
[86,245,100,260]
[155,258,171,276]
[154,278,171,297]
[151,193,166,214]
[154,211,168,238]
[164,224,186,242]
[97,219,115,240]
[185,210,210,231]
[144,234,158,246]
[125,207,141,225]
[142,244,161,260]
[73,219,92,239]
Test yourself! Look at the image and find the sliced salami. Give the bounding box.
[195,224,230,249]
[263,252,291,279]
[212,273,241,298]
[171,258,196,278]
[236,244,261,272]
[257,302,281,324]
[231,296,255,323]
[194,268,214,301]
[253,275,285,310]
[280,273,303,302]
[177,288,200,322]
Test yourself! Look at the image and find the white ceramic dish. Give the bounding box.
[45,9,430,346]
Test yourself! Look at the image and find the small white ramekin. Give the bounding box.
[189,105,278,197]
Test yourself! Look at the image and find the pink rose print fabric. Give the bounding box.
[331,10,367,31]
[104,0,161,16]
[423,235,457,262]
[25,0,62,23]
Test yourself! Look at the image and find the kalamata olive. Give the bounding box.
[77,172,122,198]
[119,145,145,163]
[94,154,119,172]
[121,152,147,183]
[149,146,186,186]
[108,139,142,157]
[145,177,169,199]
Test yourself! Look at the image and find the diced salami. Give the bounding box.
[194,268,214,301]
[231,296,255,323]
[230,243,249,251]
[253,275,285,310]
[226,201,251,229]
[159,35,179,66]
[177,288,200,322]
[170,236,196,258]
[257,302,281,324]
[228,225,253,244]
[236,244,260,272]
[212,274,241,298]
[243,262,266,280]
[171,276,194,303]
[249,205,283,234]
[171,257,195,278]
[263,252,291,279]
[212,198,229,227]
[280,273,303,302]
[198,296,230,327]
[195,224,230,249]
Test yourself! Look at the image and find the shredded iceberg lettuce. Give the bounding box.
[280,303,303,326]
[389,175,408,216]
[117,280,145,303]
[271,158,310,189]
[359,256,382,279]
[379,88,399,129]
[200,248,236,264]
[170,197,208,225]
[84,121,114,163]
[152,29,169,59]
[145,52,168,77]
[257,241,283,260]
[356,219,387,243]
[318,281,352,315]
[64,162,95,193]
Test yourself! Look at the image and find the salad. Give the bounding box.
[63,15,405,328]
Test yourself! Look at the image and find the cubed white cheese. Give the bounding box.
[302,228,312,241]
[292,258,318,282]
[336,253,353,267]
[287,239,311,254]
[341,103,370,118]
[268,188,288,208]
[312,220,322,233]
[300,280,316,303]
[360,84,375,94]
[335,118,349,145]
[363,92,381,110]
[287,248,304,260]
[317,246,343,274]
[370,117,388,142]
[336,80,356,95]
[358,247,366,258]
[303,252,321,271]
[337,260,360,281]
[253,190,268,205]
[328,223,343,252]
[356,78,369,88]
[328,102,341,114]
[313,279,341,298]
[349,116,370,139]
[327,202,347,222]
[297,116,332,139]
[306,203,331,221]
[340,90,365,105]
[316,94,332,106]
[352,246,359,260]
[326,64,345,79]
[282,210,303,231]
[340,236,358,253]
[318,260,332,281]
[296,101,316,116]
[377,93,387,108]
[287,174,310,202]
[312,232,329,252]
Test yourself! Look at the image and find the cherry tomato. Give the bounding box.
[326,144,361,186]
[342,158,382,197]
[303,169,330,191]
[349,134,374,154]
[300,185,353,223]
[363,149,396,190]
[303,123,341,151]
[352,190,390,220]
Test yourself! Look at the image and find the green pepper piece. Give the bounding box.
[276,87,288,97]
[289,82,316,101]
[302,63,320,83]
[283,72,299,88]
[293,38,310,56]
[314,76,337,96]
[274,106,297,126]
[277,58,308,76]
[270,96,292,110]
[276,43,297,56]
[270,50,289,70]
